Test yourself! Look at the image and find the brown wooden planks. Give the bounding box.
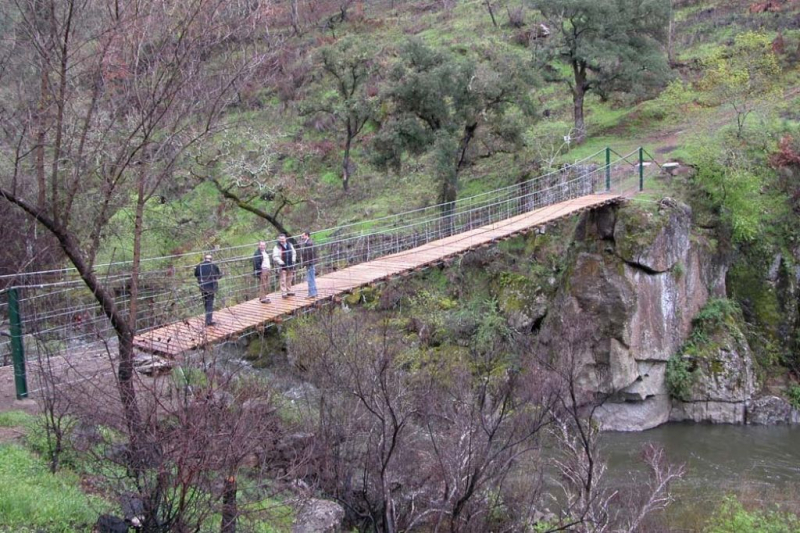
[133,194,623,356]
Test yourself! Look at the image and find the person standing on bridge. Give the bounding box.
[253,241,272,304]
[272,234,297,298]
[298,231,318,299]
[194,254,222,327]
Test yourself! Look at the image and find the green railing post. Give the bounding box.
[638,146,644,192]
[605,147,611,191]
[8,288,28,400]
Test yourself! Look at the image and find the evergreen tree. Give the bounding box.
[311,36,377,191]
[531,0,671,144]
[372,39,535,223]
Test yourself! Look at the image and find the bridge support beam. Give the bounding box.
[639,147,645,192]
[8,288,28,400]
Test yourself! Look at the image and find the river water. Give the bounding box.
[600,423,800,529]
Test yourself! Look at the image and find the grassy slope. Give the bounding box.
[95,0,800,264]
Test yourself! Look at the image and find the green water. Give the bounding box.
[601,423,800,529]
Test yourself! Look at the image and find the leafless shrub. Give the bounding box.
[31,339,78,473]
[54,349,299,532]
[289,308,560,532]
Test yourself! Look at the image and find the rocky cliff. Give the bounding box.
[535,198,757,431]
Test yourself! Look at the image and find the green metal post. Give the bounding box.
[638,147,644,192]
[605,147,611,191]
[8,288,28,400]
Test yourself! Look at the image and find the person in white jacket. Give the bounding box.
[252,241,271,304]
[272,234,297,298]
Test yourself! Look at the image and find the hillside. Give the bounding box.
[2,0,800,531]
[86,0,800,262]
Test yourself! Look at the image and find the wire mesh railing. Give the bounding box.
[0,147,661,390]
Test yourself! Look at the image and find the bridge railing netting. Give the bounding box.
[0,148,661,365]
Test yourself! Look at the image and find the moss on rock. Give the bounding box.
[244,326,287,368]
[614,203,667,262]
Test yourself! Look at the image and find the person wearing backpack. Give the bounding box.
[272,234,297,298]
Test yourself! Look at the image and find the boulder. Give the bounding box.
[497,273,549,333]
[669,320,756,424]
[93,515,128,533]
[293,499,345,533]
[70,422,103,452]
[747,395,800,425]
[284,382,319,404]
[595,394,671,431]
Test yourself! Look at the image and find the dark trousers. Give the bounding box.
[201,290,215,325]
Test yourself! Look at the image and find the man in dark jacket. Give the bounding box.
[252,241,271,304]
[194,254,222,326]
[298,231,318,298]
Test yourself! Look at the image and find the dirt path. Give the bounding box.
[639,85,800,157]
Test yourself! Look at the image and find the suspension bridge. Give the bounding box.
[1,147,663,398]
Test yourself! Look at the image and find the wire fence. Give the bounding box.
[0,147,662,378]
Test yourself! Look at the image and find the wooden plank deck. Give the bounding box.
[132,194,623,356]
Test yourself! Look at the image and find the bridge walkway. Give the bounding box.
[132,193,624,357]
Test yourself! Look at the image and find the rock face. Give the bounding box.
[670,324,756,424]
[536,199,745,431]
[292,499,345,533]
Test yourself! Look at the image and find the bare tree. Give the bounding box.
[296,310,419,533]
[62,349,293,532]
[414,355,557,532]
[31,339,77,473]
[0,0,265,447]
[621,444,685,533]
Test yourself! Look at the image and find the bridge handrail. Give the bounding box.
[1,147,658,365]
[0,149,612,281]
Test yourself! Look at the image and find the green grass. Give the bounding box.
[0,411,33,428]
[0,444,109,532]
[705,496,800,533]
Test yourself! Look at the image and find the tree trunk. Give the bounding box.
[342,127,353,192]
[485,0,497,27]
[49,0,76,228]
[221,475,237,533]
[0,189,144,440]
[291,0,301,35]
[36,68,48,209]
[667,17,675,67]
[571,60,588,145]
[573,91,585,145]
[667,1,676,67]
[572,85,586,145]
[128,166,147,331]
